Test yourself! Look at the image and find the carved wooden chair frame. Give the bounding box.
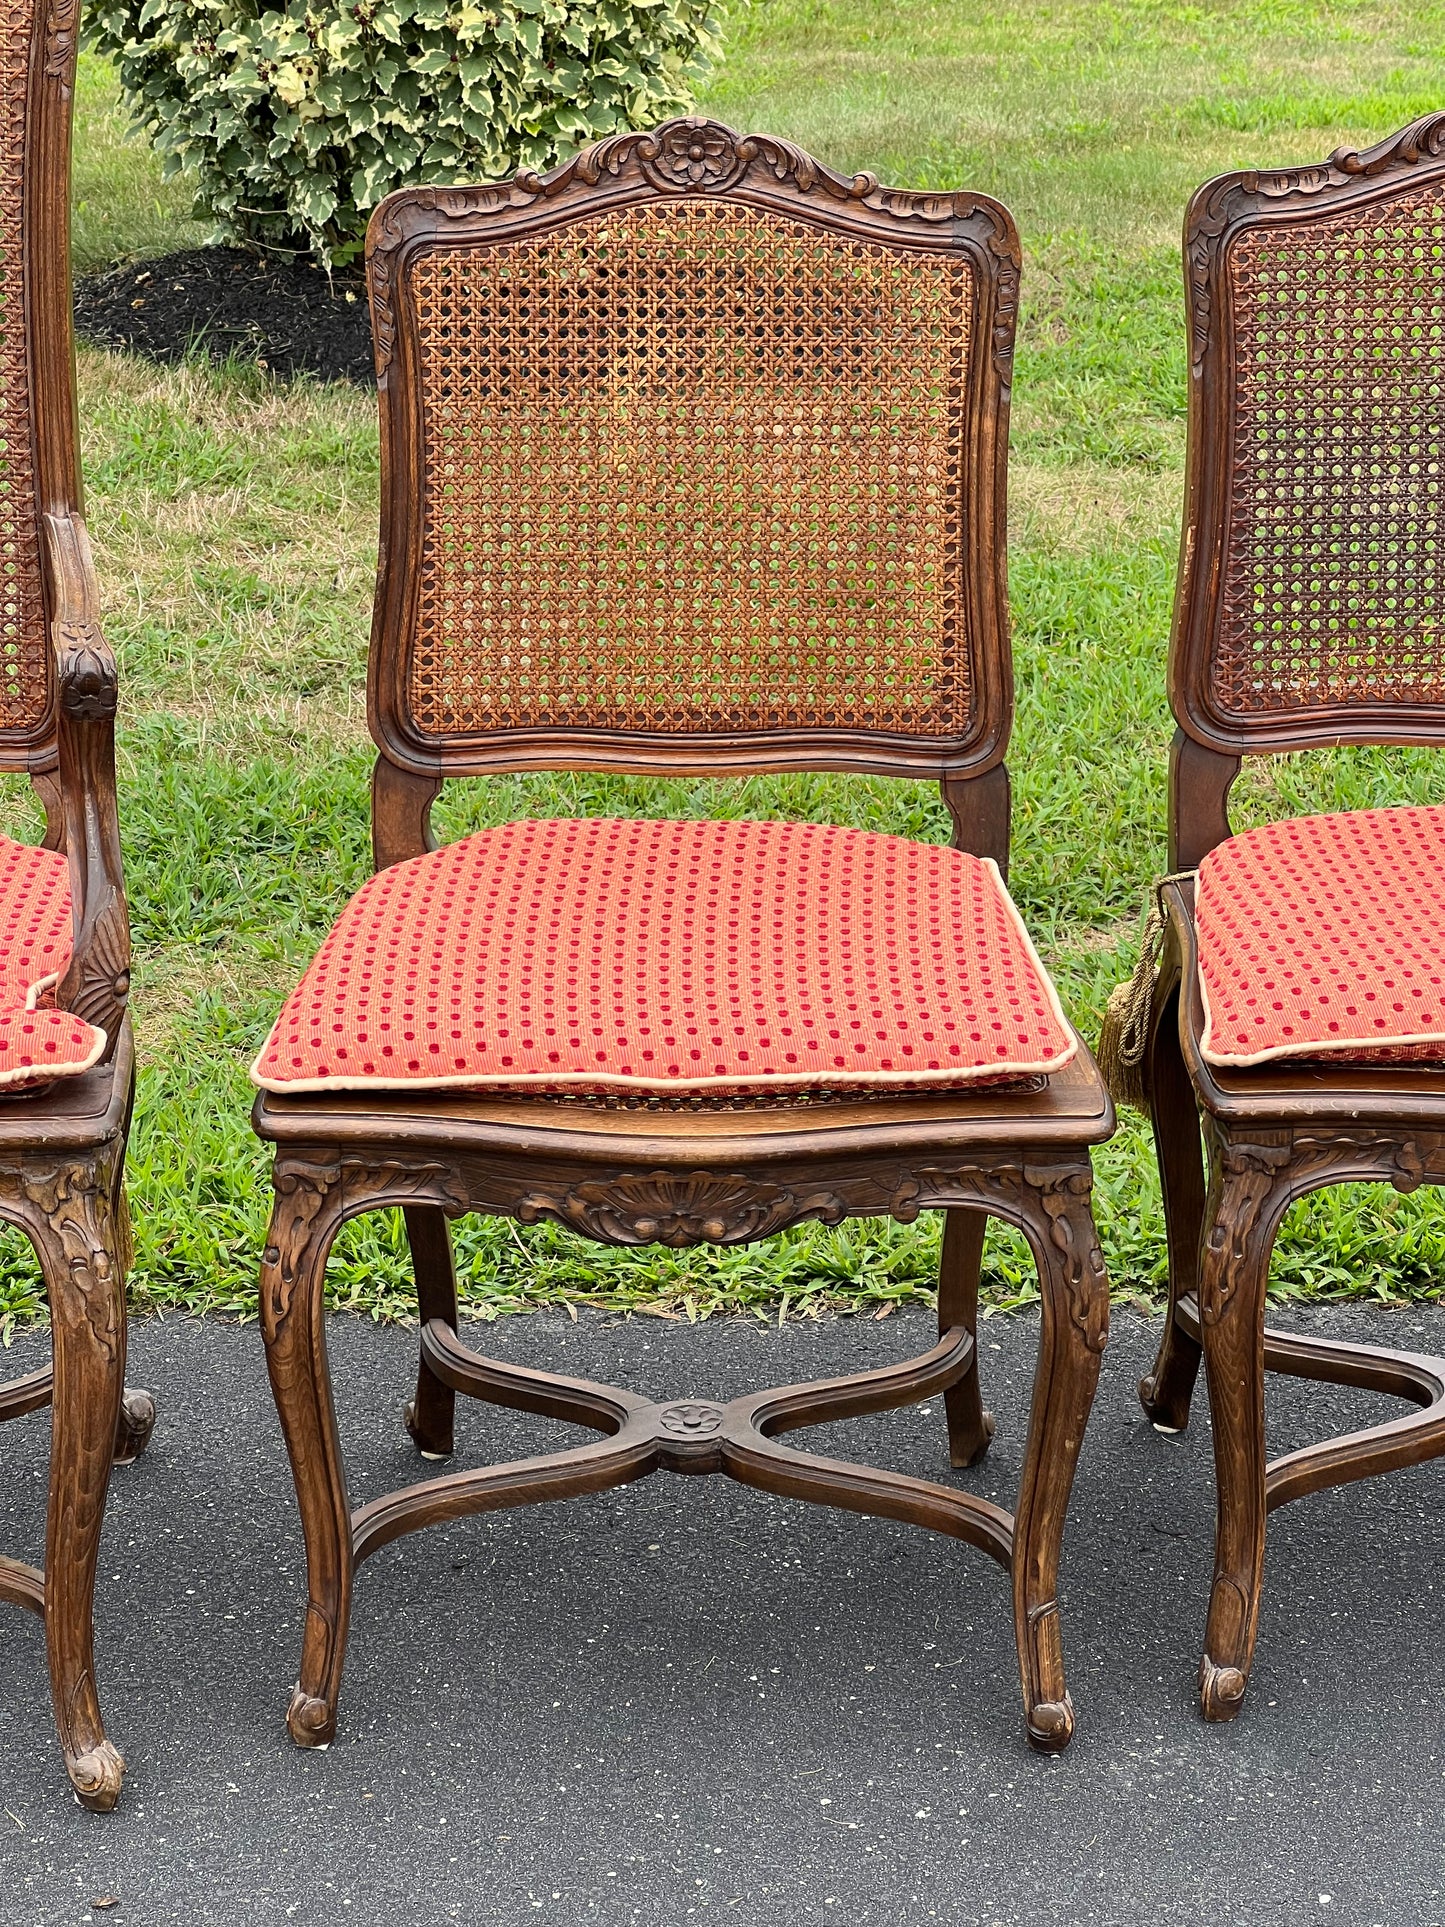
[0,0,154,1811]
[253,119,1113,1755]
[1139,112,1445,1721]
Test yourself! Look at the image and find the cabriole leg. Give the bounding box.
[1011,1163,1109,1751]
[112,1386,156,1465]
[937,1207,995,1466]
[403,1204,459,1459]
[26,1158,129,1810]
[1139,961,1207,1432]
[1196,1139,1280,1722]
[260,1158,352,1749]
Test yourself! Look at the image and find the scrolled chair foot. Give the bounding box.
[403,1397,452,1462]
[67,1740,124,1812]
[1138,1366,1192,1434]
[287,1685,337,1750]
[1025,1695,1075,1753]
[950,1408,996,1468]
[112,1387,156,1465]
[1199,1658,1248,1722]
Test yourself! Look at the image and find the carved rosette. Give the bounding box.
[641,119,746,193]
[516,1170,847,1248]
[362,118,1017,381]
[657,1401,725,1439]
[516,118,1001,222]
[363,115,1018,376]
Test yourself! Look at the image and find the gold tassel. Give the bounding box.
[1096,877,1190,1115]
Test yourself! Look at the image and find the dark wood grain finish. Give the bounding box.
[0,4,148,1809]
[371,757,440,872]
[400,1203,459,1458]
[255,124,1113,1758]
[937,1207,996,1466]
[0,1026,153,1807]
[1138,113,1445,1725]
[942,764,1011,876]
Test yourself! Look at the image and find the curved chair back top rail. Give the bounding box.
[363,118,1022,864]
[1170,111,1445,866]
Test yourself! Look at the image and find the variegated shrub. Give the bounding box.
[85,0,728,264]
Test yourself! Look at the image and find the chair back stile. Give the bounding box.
[362,120,1021,871]
[0,0,92,778]
[1170,112,1445,867]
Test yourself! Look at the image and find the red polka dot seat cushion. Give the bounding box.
[0,832,105,1089]
[1196,805,1445,1070]
[251,818,1077,1097]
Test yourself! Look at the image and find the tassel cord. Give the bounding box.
[1096,871,1196,1115]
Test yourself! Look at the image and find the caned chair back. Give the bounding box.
[364,119,1020,783]
[0,0,88,766]
[1173,114,1445,756]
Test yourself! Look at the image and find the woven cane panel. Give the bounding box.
[0,0,41,733]
[1213,184,1445,721]
[405,201,974,741]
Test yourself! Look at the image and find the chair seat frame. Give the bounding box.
[1141,111,1445,1723]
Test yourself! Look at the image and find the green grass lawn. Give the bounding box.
[6,2,1444,1335]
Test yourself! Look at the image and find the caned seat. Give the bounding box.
[0,0,153,1812]
[1117,113,1445,1727]
[251,120,1113,1759]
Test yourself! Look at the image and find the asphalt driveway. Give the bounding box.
[1,1300,1442,1926]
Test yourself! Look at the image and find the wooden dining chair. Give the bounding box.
[1125,112,1445,1721]
[250,118,1113,1754]
[0,0,154,1812]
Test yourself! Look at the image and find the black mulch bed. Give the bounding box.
[74,246,375,385]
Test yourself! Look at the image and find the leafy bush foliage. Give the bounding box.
[86,0,728,264]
